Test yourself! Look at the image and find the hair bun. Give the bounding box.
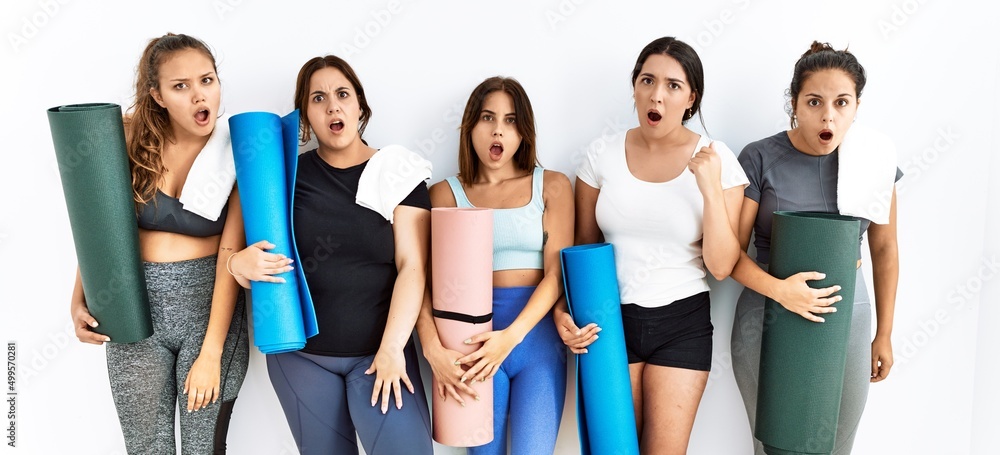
[802,41,835,57]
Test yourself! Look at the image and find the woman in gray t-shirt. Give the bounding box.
[729,42,900,455]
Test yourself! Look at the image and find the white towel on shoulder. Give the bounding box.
[837,124,897,225]
[178,118,236,222]
[356,145,433,224]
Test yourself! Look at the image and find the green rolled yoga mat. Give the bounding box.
[756,211,861,455]
[47,103,152,344]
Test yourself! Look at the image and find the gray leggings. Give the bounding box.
[106,255,249,455]
[731,264,871,455]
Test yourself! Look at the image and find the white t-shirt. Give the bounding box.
[576,131,749,308]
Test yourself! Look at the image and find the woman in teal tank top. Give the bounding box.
[415,76,575,454]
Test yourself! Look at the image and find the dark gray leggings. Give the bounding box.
[731,264,872,455]
[266,342,433,455]
[105,255,249,455]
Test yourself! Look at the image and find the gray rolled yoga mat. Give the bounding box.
[756,211,861,455]
[48,103,152,343]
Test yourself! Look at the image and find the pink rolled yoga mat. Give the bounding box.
[430,207,494,447]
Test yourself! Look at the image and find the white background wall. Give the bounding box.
[2,1,998,454]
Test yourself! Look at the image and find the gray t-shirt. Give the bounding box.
[738,131,902,264]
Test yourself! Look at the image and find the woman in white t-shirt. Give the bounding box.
[554,36,748,454]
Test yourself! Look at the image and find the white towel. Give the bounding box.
[837,124,897,224]
[356,145,433,224]
[178,118,236,221]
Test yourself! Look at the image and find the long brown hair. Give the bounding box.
[458,77,538,183]
[293,55,372,143]
[125,33,217,208]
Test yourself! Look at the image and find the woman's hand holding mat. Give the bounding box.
[71,302,109,345]
[553,301,599,354]
[423,341,480,405]
[457,329,521,383]
[771,271,844,323]
[228,239,294,284]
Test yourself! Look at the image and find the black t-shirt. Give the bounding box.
[294,150,430,356]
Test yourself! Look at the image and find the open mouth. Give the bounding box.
[194,109,210,125]
[329,120,344,133]
[647,111,662,123]
[489,142,503,160]
[819,130,833,141]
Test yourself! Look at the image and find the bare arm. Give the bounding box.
[553,177,604,352]
[574,178,603,245]
[366,203,430,413]
[700,185,744,280]
[70,268,111,344]
[184,187,246,412]
[690,143,744,280]
[868,187,899,382]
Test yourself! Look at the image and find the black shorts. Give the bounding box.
[621,291,713,371]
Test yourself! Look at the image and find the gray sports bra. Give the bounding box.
[136,189,228,237]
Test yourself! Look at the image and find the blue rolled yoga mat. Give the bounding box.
[560,243,640,455]
[229,111,317,354]
[756,211,861,455]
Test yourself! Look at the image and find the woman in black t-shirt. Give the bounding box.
[231,55,433,455]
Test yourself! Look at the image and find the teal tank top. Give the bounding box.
[445,167,545,271]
